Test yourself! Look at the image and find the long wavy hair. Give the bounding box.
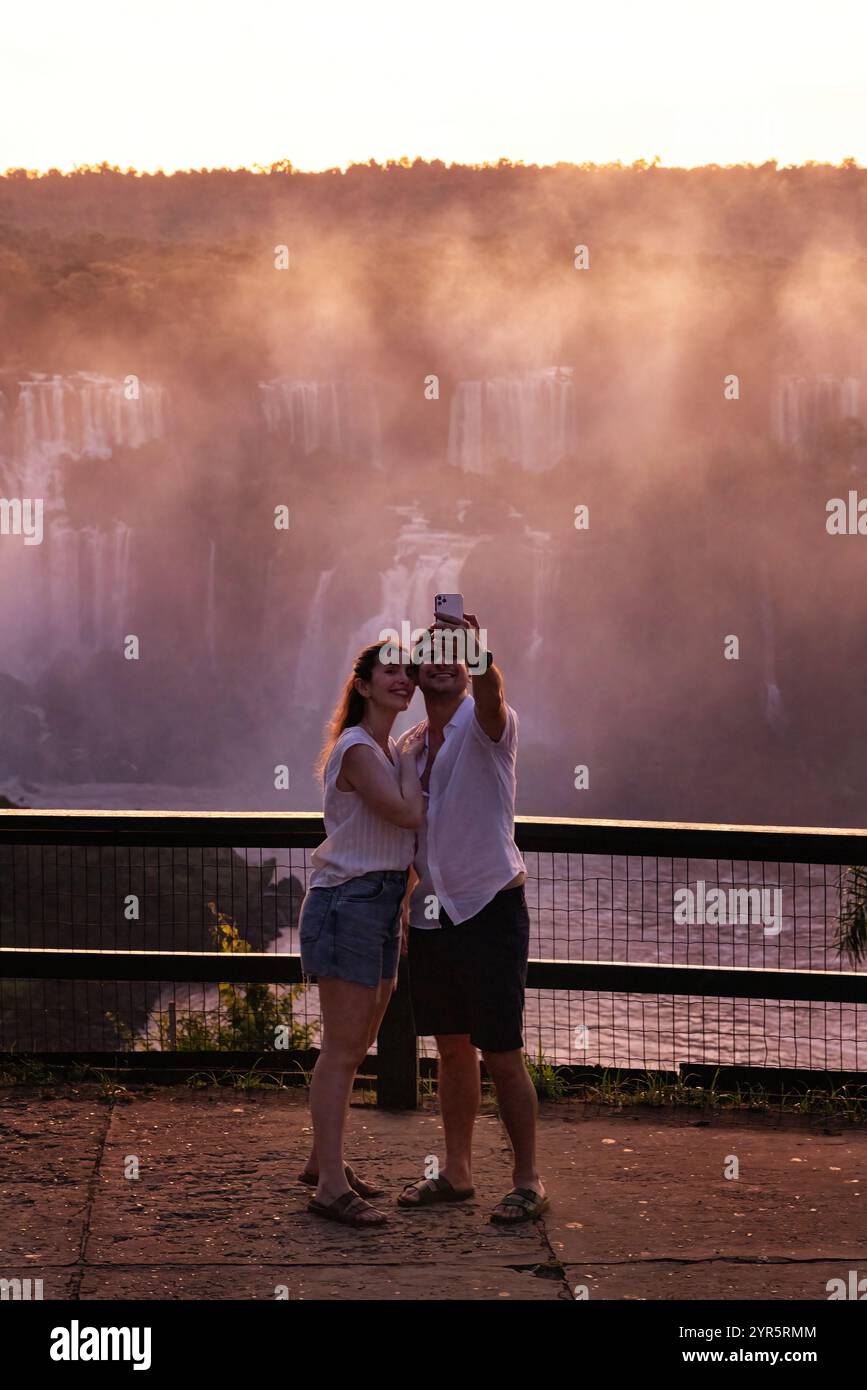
[316,641,408,782]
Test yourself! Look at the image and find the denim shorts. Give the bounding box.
[299,870,408,988]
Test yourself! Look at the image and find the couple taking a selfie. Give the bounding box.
[295,598,549,1228]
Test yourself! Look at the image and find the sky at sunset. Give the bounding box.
[0,0,864,173]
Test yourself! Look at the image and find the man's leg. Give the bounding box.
[470,888,545,1220]
[481,1046,545,1217]
[437,1033,480,1190]
[398,1032,478,1201]
[399,916,478,1203]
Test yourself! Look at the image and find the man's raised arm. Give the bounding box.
[464,612,507,742]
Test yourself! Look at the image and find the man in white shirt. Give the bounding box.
[395,614,549,1224]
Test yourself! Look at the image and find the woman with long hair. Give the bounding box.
[296,641,423,1227]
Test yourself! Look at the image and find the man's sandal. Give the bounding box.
[308,1191,388,1226]
[490,1187,550,1224]
[397,1175,475,1207]
[297,1163,383,1199]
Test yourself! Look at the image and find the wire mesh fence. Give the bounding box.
[1,816,865,1075]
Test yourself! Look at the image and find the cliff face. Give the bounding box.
[0,844,306,1048]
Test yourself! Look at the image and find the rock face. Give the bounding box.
[0,672,49,779]
[0,839,306,1049]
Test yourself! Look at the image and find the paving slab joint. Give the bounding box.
[69,1099,114,1299]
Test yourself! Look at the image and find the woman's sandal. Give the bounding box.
[489,1187,550,1224]
[297,1163,384,1200]
[397,1175,475,1207]
[308,1191,388,1226]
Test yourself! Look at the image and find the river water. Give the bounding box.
[155,850,866,1072]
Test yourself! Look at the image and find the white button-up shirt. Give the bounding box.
[400,695,526,927]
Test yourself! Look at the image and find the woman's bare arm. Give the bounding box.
[339,742,424,829]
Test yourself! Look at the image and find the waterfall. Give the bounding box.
[527,539,550,662]
[772,374,862,451]
[0,518,134,679]
[842,377,860,419]
[758,560,785,733]
[772,375,806,448]
[4,372,166,501]
[258,378,382,465]
[54,521,133,657]
[82,522,132,651]
[292,569,336,713]
[522,535,559,739]
[448,367,577,473]
[343,508,479,677]
[0,372,160,679]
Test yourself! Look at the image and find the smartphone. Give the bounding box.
[435,593,464,623]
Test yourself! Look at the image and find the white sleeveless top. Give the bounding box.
[309,726,415,889]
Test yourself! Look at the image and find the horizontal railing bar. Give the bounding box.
[0,810,325,849]
[516,818,867,863]
[1,947,864,1001]
[527,960,867,1002]
[2,810,867,861]
[0,947,304,984]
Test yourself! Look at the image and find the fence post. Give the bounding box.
[376,955,418,1108]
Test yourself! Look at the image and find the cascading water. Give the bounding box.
[81,521,133,653]
[6,372,165,498]
[521,535,560,740]
[259,377,382,465]
[758,559,785,733]
[448,367,577,473]
[341,507,480,681]
[293,569,337,713]
[0,373,163,679]
[771,374,861,451]
[0,518,134,680]
[772,375,806,449]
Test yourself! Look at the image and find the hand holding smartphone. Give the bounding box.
[434,593,464,624]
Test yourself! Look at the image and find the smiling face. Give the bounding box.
[415,659,469,701]
[355,659,414,712]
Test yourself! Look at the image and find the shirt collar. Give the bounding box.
[447,696,474,731]
[422,695,473,745]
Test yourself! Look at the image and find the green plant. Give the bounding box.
[836,866,867,964]
[524,1046,567,1101]
[0,1051,55,1085]
[108,901,319,1053]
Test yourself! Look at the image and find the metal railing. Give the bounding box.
[1,811,866,1106]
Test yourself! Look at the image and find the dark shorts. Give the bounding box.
[407,885,530,1052]
[299,870,407,989]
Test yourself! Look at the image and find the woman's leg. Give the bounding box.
[303,973,396,1178]
[367,972,397,1049]
[309,976,381,1203]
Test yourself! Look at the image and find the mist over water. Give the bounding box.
[2,164,866,1068]
[1,163,866,826]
